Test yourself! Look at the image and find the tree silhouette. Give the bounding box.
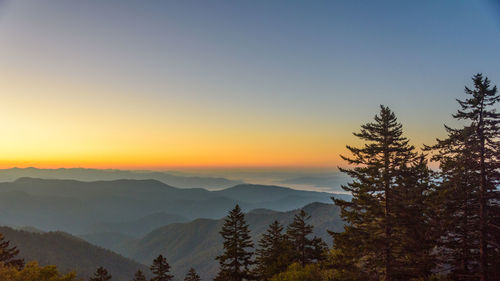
[286,210,326,267]
[150,255,173,281]
[131,269,147,281]
[215,204,254,281]
[89,266,112,281]
[0,233,24,269]
[332,105,419,280]
[255,220,291,280]
[426,74,500,280]
[183,268,201,281]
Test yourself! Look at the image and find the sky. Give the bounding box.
[0,0,499,170]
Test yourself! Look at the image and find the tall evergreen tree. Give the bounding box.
[150,255,174,281]
[215,204,254,281]
[332,105,420,280]
[425,124,481,278]
[89,266,112,281]
[183,268,201,281]
[286,209,327,267]
[426,74,500,280]
[255,220,291,280]
[0,233,24,269]
[131,270,147,281]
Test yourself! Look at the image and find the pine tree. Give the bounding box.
[457,74,500,281]
[424,125,481,278]
[150,254,174,281]
[131,269,147,281]
[183,268,201,281]
[332,105,419,280]
[215,204,254,281]
[255,220,291,280]
[286,209,326,267]
[426,74,500,280]
[89,266,112,281]
[0,233,24,269]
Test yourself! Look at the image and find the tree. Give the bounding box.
[455,74,500,281]
[0,261,79,281]
[89,266,112,281]
[332,105,420,280]
[426,74,500,280]
[286,210,326,267]
[425,124,481,278]
[255,221,292,280]
[0,233,24,269]
[183,268,201,281]
[150,255,173,281]
[215,204,254,281]
[131,270,147,281]
[269,263,332,281]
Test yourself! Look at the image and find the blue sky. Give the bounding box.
[0,0,499,170]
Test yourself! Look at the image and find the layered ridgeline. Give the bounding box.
[0,178,348,235]
[88,202,343,280]
[0,202,343,281]
[0,226,148,281]
[0,167,242,189]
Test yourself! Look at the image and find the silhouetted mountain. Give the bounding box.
[114,202,343,280]
[0,226,148,281]
[0,178,348,235]
[0,167,243,189]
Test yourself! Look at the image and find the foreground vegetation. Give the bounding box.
[0,74,498,280]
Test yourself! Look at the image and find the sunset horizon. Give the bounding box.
[0,1,499,280]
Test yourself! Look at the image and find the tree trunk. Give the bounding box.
[478,100,488,281]
[384,135,392,281]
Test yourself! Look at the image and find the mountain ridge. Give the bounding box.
[0,226,148,281]
[107,202,344,280]
[0,177,348,235]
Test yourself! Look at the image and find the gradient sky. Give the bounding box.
[0,0,499,169]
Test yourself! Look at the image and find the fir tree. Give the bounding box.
[426,74,500,280]
[150,255,174,281]
[456,74,500,281]
[286,209,326,267]
[332,105,419,280]
[255,220,291,280]
[0,233,24,269]
[131,270,147,281]
[89,266,112,281]
[183,268,201,281]
[425,124,481,278]
[215,204,254,281]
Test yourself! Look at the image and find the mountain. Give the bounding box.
[0,167,243,189]
[214,184,340,208]
[0,178,348,235]
[114,202,343,280]
[0,226,148,281]
[79,232,136,256]
[87,212,188,237]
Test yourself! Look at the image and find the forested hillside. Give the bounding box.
[0,227,148,281]
[114,202,343,280]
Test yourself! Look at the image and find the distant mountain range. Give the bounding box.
[0,226,148,281]
[84,202,344,280]
[0,173,349,280]
[0,177,349,235]
[0,167,243,189]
